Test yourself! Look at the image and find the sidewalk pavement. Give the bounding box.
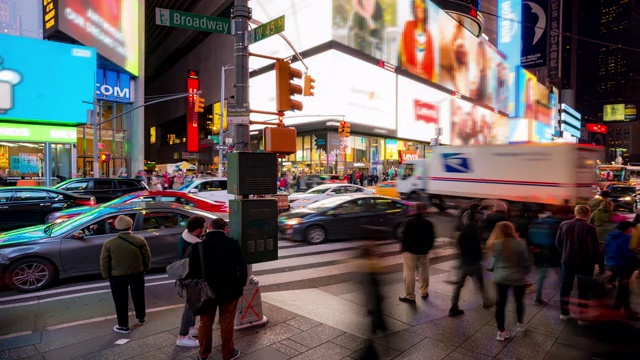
[2,260,640,360]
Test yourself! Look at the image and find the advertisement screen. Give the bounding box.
[397,76,451,143]
[625,104,636,121]
[521,0,548,68]
[250,51,397,131]
[186,70,199,153]
[518,67,538,119]
[0,34,96,125]
[46,0,139,76]
[603,104,625,121]
[497,0,522,116]
[450,98,508,145]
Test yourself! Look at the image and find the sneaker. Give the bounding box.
[188,326,199,337]
[137,318,145,325]
[176,335,199,347]
[517,322,526,332]
[448,307,465,317]
[399,296,416,303]
[559,314,571,321]
[534,298,548,305]
[113,325,131,334]
[496,331,511,341]
[421,293,429,299]
[577,320,589,326]
[230,349,241,360]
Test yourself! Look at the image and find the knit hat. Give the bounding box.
[115,215,133,230]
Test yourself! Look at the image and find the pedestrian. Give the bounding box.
[588,190,611,213]
[399,202,435,303]
[555,205,599,323]
[589,200,616,275]
[484,202,509,241]
[188,218,247,360]
[604,221,639,318]
[99,215,151,334]
[175,215,207,347]
[528,213,562,305]
[448,205,493,317]
[488,221,532,341]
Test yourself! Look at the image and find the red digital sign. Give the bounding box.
[586,123,607,134]
[187,70,199,153]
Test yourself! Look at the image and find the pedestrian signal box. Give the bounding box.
[227,152,278,196]
[229,199,278,264]
[264,126,296,155]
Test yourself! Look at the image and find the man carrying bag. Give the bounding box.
[187,218,247,360]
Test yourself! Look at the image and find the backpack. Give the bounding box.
[166,244,193,295]
[528,218,561,247]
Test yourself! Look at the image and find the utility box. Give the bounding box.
[227,152,277,195]
[229,199,278,264]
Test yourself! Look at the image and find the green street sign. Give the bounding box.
[247,15,285,44]
[208,135,220,143]
[155,8,231,34]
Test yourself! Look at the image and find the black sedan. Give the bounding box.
[278,195,412,244]
[0,187,96,231]
[0,202,225,292]
[599,185,638,212]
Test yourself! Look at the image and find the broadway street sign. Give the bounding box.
[155,8,231,35]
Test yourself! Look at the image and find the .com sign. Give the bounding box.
[96,68,132,103]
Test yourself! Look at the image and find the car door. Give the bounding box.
[324,198,372,240]
[136,211,190,266]
[47,191,75,213]
[370,198,406,236]
[0,189,15,230]
[92,179,116,203]
[9,190,53,227]
[59,213,138,275]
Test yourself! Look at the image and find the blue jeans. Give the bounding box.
[534,267,559,301]
[559,265,593,316]
[179,302,196,336]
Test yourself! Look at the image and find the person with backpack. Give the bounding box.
[175,215,207,347]
[528,214,562,305]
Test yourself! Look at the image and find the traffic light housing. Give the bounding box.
[275,59,303,112]
[303,74,315,96]
[338,120,346,135]
[195,96,205,113]
[99,152,111,162]
[342,121,351,137]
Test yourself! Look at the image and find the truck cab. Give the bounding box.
[397,159,428,201]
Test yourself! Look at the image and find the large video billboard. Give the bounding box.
[451,98,508,145]
[396,76,451,143]
[521,0,548,68]
[603,104,625,122]
[0,34,96,125]
[497,0,522,117]
[43,0,139,76]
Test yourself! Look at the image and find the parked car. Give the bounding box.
[45,190,228,224]
[0,202,225,292]
[0,187,95,232]
[289,184,375,209]
[279,195,411,244]
[304,174,345,189]
[177,178,234,204]
[54,178,148,203]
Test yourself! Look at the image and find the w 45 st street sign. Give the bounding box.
[155,8,284,44]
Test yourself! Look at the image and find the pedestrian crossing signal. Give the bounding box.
[99,152,111,162]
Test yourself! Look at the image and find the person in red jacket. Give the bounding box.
[398,0,435,81]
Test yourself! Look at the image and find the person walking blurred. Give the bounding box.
[399,202,435,303]
[488,222,532,341]
[556,205,599,323]
[484,202,509,241]
[528,214,562,305]
[605,221,639,318]
[589,200,617,275]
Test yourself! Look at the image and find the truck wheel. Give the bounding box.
[306,226,326,244]
[408,192,419,201]
[5,258,57,292]
[430,195,447,212]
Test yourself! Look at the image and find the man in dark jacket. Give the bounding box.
[189,218,247,360]
[399,202,435,303]
[556,205,599,322]
[448,215,492,316]
[99,215,151,334]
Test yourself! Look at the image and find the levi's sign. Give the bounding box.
[155,8,231,34]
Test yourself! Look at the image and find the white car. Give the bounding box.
[289,184,375,209]
[177,178,235,204]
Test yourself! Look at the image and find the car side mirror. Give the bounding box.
[189,188,198,194]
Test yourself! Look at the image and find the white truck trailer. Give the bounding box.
[396,143,604,207]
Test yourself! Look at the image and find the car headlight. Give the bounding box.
[299,199,311,203]
[622,196,632,201]
[285,218,302,225]
[594,195,602,199]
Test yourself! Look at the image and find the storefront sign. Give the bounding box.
[186,70,199,153]
[353,162,366,167]
[0,122,77,143]
[547,0,562,80]
[414,100,438,124]
[0,34,95,125]
[586,123,607,134]
[96,68,132,103]
[43,0,139,76]
[399,150,419,163]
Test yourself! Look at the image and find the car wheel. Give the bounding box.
[394,223,405,241]
[306,226,326,244]
[5,258,57,292]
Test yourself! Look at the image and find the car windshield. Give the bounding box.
[306,196,350,211]
[306,187,331,195]
[49,207,108,236]
[610,186,635,195]
[178,182,194,191]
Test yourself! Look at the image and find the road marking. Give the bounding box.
[0,274,169,303]
[0,331,33,340]
[45,304,185,330]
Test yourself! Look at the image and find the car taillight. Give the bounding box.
[76,197,96,206]
[222,206,229,213]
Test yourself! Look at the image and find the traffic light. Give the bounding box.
[99,152,111,162]
[342,121,351,138]
[195,96,205,113]
[275,59,303,112]
[338,120,346,135]
[303,74,315,96]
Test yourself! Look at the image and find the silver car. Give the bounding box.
[0,202,225,292]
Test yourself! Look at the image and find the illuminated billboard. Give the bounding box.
[517,67,538,119]
[603,104,625,122]
[497,0,522,116]
[43,0,139,76]
[451,98,508,145]
[0,34,96,125]
[397,76,451,143]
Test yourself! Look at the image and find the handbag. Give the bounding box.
[166,244,192,280]
[186,242,217,315]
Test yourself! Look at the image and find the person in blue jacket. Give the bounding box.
[605,221,639,316]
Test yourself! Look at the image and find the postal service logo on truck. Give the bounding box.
[441,153,472,173]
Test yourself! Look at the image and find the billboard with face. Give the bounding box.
[450,98,508,145]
